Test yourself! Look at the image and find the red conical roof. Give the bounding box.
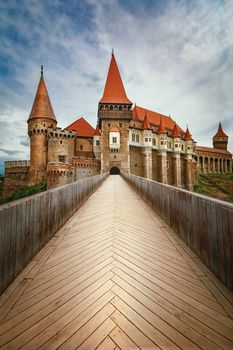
[28,67,56,122]
[172,123,181,138]
[184,127,192,140]
[142,114,151,130]
[99,53,132,104]
[213,122,228,138]
[66,117,95,137]
[158,117,166,134]
[93,125,101,136]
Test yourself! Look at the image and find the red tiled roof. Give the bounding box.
[196,146,232,155]
[132,105,183,133]
[99,54,132,104]
[142,114,151,130]
[158,117,166,134]
[93,125,101,136]
[28,69,56,122]
[66,117,95,137]
[213,122,228,138]
[172,123,181,138]
[110,126,119,132]
[184,127,192,140]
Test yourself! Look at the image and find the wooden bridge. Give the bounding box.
[0,176,233,349]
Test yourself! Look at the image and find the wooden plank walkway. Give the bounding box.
[0,175,233,349]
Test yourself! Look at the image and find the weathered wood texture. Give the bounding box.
[0,174,108,295]
[122,173,233,291]
[1,175,232,349]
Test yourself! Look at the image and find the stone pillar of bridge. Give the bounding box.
[143,148,152,180]
[212,159,215,173]
[173,153,181,187]
[208,158,211,173]
[160,151,168,184]
[230,160,233,173]
[185,156,193,190]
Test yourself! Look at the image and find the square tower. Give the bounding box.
[98,53,133,174]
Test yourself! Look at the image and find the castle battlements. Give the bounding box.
[48,128,76,139]
[4,160,30,168]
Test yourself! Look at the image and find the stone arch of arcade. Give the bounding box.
[197,155,232,174]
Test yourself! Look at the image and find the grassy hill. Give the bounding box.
[194,173,233,203]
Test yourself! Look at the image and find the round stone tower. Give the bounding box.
[27,66,57,185]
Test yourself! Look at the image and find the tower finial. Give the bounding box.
[41,65,43,79]
[112,48,114,56]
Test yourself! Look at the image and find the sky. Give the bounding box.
[0,0,233,174]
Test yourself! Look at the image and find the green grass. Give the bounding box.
[0,181,47,205]
[194,173,233,203]
[194,174,210,195]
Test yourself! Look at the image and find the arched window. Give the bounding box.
[119,105,122,111]
[110,105,113,110]
[136,134,139,143]
[132,133,135,142]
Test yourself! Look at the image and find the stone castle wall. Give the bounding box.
[47,128,75,165]
[101,119,130,173]
[3,162,30,197]
[130,148,143,177]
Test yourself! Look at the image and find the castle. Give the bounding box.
[3,54,232,197]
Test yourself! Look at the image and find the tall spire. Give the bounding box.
[28,66,57,122]
[158,117,166,134]
[41,65,43,79]
[213,122,228,138]
[142,113,151,130]
[99,53,132,104]
[184,126,192,140]
[172,123,181,138]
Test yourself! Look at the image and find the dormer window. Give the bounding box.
[112,137,117,143]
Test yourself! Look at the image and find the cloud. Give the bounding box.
[0,0,233,169]
[19,136,30,148]
[0,148,22,156]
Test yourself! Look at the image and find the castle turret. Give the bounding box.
[184,126,194,190]
[158,117,168,184]
[213,122,228,150]
[142,114,152,179]
[27,66,57,185]
[172,123,182,187]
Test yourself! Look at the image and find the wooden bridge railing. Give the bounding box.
[0,173,108,294]
[122,172,233,292]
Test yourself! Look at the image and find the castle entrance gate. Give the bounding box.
[110,167,120,175]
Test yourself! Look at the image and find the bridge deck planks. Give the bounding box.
[0,175,233,349]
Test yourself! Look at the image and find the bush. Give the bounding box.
[9,182,47,201]
[0,182,47,205]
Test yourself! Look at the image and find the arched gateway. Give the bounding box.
[110,167,120,175]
